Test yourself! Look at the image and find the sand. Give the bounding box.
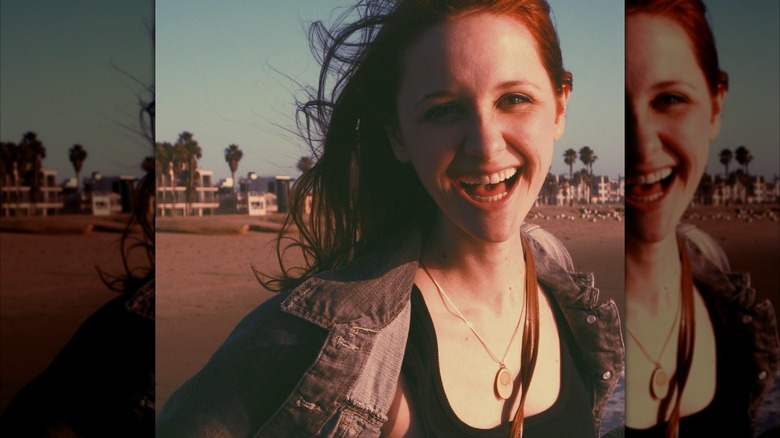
[1,205,778,430]
[0,219,148,412]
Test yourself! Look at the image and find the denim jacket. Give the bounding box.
[678,224,779,430]
[157,223,624,437]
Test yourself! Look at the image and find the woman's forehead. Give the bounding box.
[399,13,552,97]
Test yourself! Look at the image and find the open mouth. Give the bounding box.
[625,167,674,203]
[458,168,520,203]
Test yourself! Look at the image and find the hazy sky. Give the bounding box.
[705,1,780,180]
[157,0,626,182]
[0,1,154,181]
[2,1,777,183]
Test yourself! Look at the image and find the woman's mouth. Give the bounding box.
[458,167,519,203]
[625,167,674,203]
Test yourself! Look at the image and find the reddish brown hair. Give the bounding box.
[627,0,728,95]
[265,0,571,291]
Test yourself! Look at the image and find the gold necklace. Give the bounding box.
[420,260,525,400]
[627,292,681,400]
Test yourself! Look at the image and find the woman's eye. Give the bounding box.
[423,104,462,123]
[499,94,533,108]
[652,93,688,110]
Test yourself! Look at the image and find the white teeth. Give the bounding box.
[627,191,663,203]
[471,192,508,202]
[626,168,672,185]
[460,167,517,186]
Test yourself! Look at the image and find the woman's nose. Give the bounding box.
[463,114,505,158]
[626,103,660,163]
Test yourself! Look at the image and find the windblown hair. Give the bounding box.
[265,0,571,291]
[627,0,728,95]
[98,157,155,295]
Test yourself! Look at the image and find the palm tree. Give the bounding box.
[563,148,577,180]
[224,144,243,213]
[542,172,559,205]
[563,149,577,205]
[19,132,46,215]
[68,144,88,192]
[579,146,598,174]
[176,131,202,215]
[0,142,18,215]
[297,156,314,174]
[579,146,595,204]
[155,141,175,216]
[719,148,732,178]
[734,145,753,176]
[224,144,243,190]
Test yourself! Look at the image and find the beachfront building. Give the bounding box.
[0,167,64,217]
[236,173,291,215]
[750,176,780,204]
[539,173,623,206]
[156,168,220,216]
[594,176,624,204]
[695,172,780,206]
[82,173,137,215]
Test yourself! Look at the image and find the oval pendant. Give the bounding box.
[649,365,669,400]
[495,366,514,400]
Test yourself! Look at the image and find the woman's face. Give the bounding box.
[625,13,724,243]
[391,13,567,244]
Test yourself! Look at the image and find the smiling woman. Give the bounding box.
[624,0,779,437]
[156,1,623,437]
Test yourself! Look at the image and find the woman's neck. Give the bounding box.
[626,233,681,317]
[420,218,526,314]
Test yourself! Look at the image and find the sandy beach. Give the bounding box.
[1,205,778,432]
[0,215,148,412]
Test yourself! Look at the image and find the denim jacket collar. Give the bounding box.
[270,221,624,437]
[281,222,610,329]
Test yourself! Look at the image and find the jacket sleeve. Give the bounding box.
[521,222,576,272]
[156,293,326,438]
[677,223,731,272]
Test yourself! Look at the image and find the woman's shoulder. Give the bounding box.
[677,223,731,272]
[521,222,575,272]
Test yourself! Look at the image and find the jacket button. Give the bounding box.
[602,371,612,380]
[758,370,768,380]
[586,315,597,324]
[741,315,753,324]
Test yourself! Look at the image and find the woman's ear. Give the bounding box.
[553,86,571,141]
[386,126,411,163]
[708,84,726,141]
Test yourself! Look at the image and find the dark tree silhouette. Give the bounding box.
[734,145,753,176]
[719,148,732,179]
[68,144,88,192]
[579,146,596,204]
[18,131,46,214]
[224,144,243,190]
[175,131,202,215]
[297,156,314,174]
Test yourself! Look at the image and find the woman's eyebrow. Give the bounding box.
[415,90,456,106]
[650,80,698,92]
[495,79,540,91]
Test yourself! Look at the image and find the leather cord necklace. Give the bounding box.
[419,237,539,438]
[627,290,681,400]
[658,238,696,438]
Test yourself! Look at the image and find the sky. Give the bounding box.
[156,0,626,182]
[2,1,777,184]
[0,1,154,182]
[704,1,780,180]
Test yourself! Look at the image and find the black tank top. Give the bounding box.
[402,285,596,437]
[625,292,754,437]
